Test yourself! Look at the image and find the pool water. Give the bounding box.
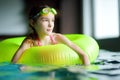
[0,49,120,80]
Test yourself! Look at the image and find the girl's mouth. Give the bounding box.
[47,29,51,32]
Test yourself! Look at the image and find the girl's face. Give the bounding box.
[33,12,55,36]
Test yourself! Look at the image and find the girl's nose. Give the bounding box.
[48,21,53,27]
[48,23,51,27]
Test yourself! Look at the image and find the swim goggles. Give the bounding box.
[40,7,57,15]
[34,7,57,18]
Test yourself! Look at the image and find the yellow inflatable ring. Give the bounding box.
[0,34,99,66]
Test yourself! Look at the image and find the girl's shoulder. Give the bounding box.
[52,32,63,37]
[52,33,64,38]
[21,33,35,47]
[22,37,33,46]
[52,33,67,41]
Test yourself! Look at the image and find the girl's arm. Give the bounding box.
[11,38,32,63]
[56,34,90,65]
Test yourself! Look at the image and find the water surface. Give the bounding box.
[0,49,120,80]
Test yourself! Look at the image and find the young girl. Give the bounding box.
[11,6,90,65]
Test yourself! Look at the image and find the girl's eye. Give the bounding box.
[42,19,48,21]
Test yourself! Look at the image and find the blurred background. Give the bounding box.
[0,0,120,51]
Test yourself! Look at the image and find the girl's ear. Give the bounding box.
[29,19,35,27]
